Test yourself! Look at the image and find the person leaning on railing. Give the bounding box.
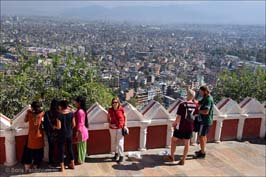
[22,101,45,172]
[43,99,61,168]
[164,89,199,165]
[107,97,128,164]
[57,100,76,172]
[73,96,89,165]
[194,86,214,159]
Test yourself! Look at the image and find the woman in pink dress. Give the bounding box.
[74,96,89,164]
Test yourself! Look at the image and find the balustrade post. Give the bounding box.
[166,121,174,148]
[139,123,148,151]
[259,117,266,138]
[215,119,223,143]
[4,129,17,166]
[237,118,245,140]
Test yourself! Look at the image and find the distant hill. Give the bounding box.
[61,3,265,25]
[1,2,265,25]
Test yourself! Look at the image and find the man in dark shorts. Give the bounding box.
[164,89,198,165]
[194,86,214,159]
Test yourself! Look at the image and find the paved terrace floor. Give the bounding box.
[1,139,265,177]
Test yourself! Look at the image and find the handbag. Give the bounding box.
[122,127,129,136]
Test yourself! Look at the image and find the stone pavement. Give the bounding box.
[0,139,265,177]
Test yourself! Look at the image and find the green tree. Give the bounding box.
[212,66,266,103]
[0,54,114,118]
[256,49,266,63]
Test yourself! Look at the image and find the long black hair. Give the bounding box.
[49,98,59,119]
[75,96,88,128]
[59,100,69,110]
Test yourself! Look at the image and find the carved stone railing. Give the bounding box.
[0,97,265,166]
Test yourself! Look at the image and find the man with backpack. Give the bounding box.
[164,89,198,165]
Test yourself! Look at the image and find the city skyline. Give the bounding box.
[1,1,265,114]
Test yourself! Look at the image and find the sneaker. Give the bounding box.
[194,150,201,155]
[194,151,206,159]
[112,153,118,161]
[117,156,124,164]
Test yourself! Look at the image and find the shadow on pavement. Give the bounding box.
[85,156,113,163]
[111,154,195,171]
[244,138,266,145]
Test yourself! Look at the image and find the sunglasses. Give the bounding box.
[112,102,118,104]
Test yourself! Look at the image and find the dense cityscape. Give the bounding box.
[1,16,265,108]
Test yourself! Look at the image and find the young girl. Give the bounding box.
[22,101,44,172]
[58,100,76,172]
[43,99,61,167]
[74,96,89,165]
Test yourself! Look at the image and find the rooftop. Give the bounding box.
[0,140,265,177]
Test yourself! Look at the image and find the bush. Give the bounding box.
[0,54,114,118]
[212,66,266,103]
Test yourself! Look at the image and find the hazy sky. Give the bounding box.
[2,1,264,9]
[1,1,265,25]
[1,1,208,8]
